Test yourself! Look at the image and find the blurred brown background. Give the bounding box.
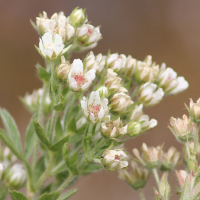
[0,0,200,199]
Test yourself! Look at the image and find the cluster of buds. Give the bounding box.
[21,88,52,114]
[81,91,109,123]
[169,115,195,143]
[135,55,159,83]
[157,63,189,94]
[132,143,163,170]
[101,149,128,171]
[83,51,106,73]
[4,164,26,189]
[118,161,150,190]
[160,147,180,172]
[129,104,157,132]
[107,53,126,72]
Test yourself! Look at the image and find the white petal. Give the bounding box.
[54,44,64,56]
[84,69,96,82]
[71,59,83,75]
[54,34,63,45]
[42,32,53,46]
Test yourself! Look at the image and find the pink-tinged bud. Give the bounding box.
[189,98,200,124]
[81,91,109,123]
[68,59,96,92]
[157,63,188,94]
[159,173,171,199]
[160,147,180,172]
[118,161,150,190]
[154,189,162,200]
[169,115,195,143]
[136,55,159,83]
[132,143,163,170]
[76,24,101,47]
[110,92,133,114]
[138,82,164,107]
[101,115,127,139]
[107,53,127,72]
[69,8,86,28]
[175,170,188,189]
[101,149,128,171]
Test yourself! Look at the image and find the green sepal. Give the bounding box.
[9,191,28,200]
[180,176,191,200]
[36,64,50,83]
[37,191,60,200]
[0,108,22,153]
[57,188,78,200]
[33,119,50,148]
[50,136,69,153]
[30,19,40,35]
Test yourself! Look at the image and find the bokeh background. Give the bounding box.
[0,0,200,199]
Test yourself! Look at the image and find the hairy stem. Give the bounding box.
[50,60,56,91]
[49,110,59,145]
[58,173,74,191]
[138,189,146,200]
[152,168,160,187]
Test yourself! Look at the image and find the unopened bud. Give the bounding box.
[97,86,109,99]
[69,8,86,28]
[159,173,171,199]
[189,98,200,124]
[127,121,142,137]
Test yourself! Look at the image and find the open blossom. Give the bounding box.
[110,92,133,114]
[138,82,164,107]
[169,115,195,143]
[129,104,157,131]
[136,55,159,83]
[133,143,163,170]
[107,53,126,72]
[68,59,96,91]
[76,24,101,47]
[157,63,188,94]
[84,51,106,73]
[38,32,69,60]
[81,91,108,123]
[189,98,200,124]
[101,115,127,138]
[101,149,128,171]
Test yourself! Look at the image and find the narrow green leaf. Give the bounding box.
[33,119,50,148]
[0,109,22,152]
[58,188,77,200]
[37,191,60,200]
[9,191,28,200]
[55,116,64,141]
[54,103,65,112]
[24,118,36,160]
[67,117,76,134]
[0,129,23,160]
[36,64,50,82]
[50,136,69,152]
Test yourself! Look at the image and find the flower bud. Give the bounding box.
[0,163,3,181]
[159,173,171,199]
[56,56,71,83]
[69,8,86,28]
[76,24,101,47]
[110,92,133,114]
[157,63,188,94]
[68,59,96,91]
[5,164,26,189]
[132,143,163,170]
[21,88,52,114]
[81,91,109,123]
[169,115,195,143]
[138,82,164,107]
[118,161,150,190]
[101,115,127,138]
[97,86,109,99]
[135,55,159,83]
[107,53,126,72]
[38,32,69,60]
[187,155,198,174]
[127,121,142,137]
[101,149,128,171]
[189,98,200,124]
[123,55,137,79]
[175,170,188,189]
[160,147,180,172]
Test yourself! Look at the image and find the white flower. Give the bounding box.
[101,149,128,171]
[38,32,70,60]
[136,55,159,83]
[107,53,127,72]
[76,24,101,46]
[68,59,96,91]
[81,91,108,123]
[157,63,188,94]
[130,104,157,131]
[124,55,137,78]
[138,82,164,106]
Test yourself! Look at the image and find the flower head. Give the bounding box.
[81,91,108,123]
[68,59,96,91]
[101,149,128,171]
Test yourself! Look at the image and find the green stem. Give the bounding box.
[49,110,59,145]
[138,189,146,200]
[50,60,56,91]
[152,168,160,187]
[58,173,74,191]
